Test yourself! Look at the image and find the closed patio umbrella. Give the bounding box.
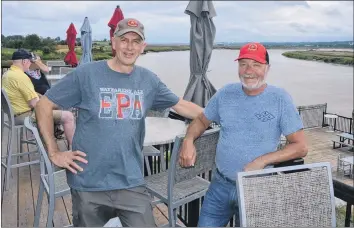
[64,23,78,67]
[79,17,93,65]
[108,5,124,56]
[183,0,217,108]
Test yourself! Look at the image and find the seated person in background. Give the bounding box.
[25,54,51,95]
[2,49,75,148]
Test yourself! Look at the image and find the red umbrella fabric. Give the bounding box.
[64,23,78,67]
[108,5,124,56]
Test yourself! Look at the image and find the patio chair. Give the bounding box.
[1,88,39,190]
[236,162,336,227]
[59,67,75,75]
[24,117,71,227]
[337,154,354,178]
[46,60,66,67]
[146,108,170,118]
[145,128,220,227]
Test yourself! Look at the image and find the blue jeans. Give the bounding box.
[198,169,240,227]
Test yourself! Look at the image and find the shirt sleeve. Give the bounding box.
[280,90,304,136]
[45,70,82,109]
[203,90,221,124]
[17,77,38,102]
[151,79,179,110]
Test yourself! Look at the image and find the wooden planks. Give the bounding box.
[1,128,19,227]
[1,127,354,227]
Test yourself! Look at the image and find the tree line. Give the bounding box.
[1,34,81,53]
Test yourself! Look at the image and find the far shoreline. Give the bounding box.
[282,50,353,66]
[2,46,353,68]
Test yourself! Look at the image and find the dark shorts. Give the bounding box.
[71,185,156,227]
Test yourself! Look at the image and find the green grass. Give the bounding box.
[282,50,354,66]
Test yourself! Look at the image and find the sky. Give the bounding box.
[2,1,353,44]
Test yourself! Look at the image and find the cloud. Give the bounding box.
[2,1,353,43]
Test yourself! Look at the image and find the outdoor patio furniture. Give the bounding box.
[146,108,170,118]
[324,114,338,132]
[236,162,336,227]
[24,117,71,227]
[46,60,66,67]
[46,61,67,75]
[1,88,39,190]
[332,132,354,150]
[59,66,75,75]
[144,109,171,175]
[337,154,354,178]
[145,128,220,227]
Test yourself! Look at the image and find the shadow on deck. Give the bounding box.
[1,127,353,227]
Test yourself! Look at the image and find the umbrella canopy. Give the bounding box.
[108,5,124,56]
[183,0,217,108]
[79,17,93,65]
[64,23,78,67]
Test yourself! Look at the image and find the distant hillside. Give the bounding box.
[215,41,354,49]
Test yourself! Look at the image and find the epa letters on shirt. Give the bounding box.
[99,87,144,120]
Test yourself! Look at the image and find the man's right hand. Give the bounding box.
[178,138,196,168]
[50,150,88,174]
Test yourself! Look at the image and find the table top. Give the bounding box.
[324,114,338,118]
[337,132,354,140]
[144,117,187,146]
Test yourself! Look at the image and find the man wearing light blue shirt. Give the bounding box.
[179,42,308,227]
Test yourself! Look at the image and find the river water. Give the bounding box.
[136,49,353,117]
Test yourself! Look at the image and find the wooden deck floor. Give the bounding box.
[1,127,353,227]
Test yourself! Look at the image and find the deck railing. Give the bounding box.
[323,112,353,134]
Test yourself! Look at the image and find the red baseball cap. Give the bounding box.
[235,42,269,64]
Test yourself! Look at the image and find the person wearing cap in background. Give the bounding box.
[25,53,51,95]
[34,18,203,227]
[2,49,76,147]
[179,42,308,227]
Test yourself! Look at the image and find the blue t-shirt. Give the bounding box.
[45,60,179,191]
[204,83,303,181]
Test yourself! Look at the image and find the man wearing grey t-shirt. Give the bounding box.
[35,18,203,227]
[179,42,308,227]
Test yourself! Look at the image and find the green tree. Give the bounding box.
[1,34,6,47]
[41,37,56,52]
[7,40,24,49]
[7,35,24,41]
[24,34,41,51]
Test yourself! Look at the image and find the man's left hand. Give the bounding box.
[243,159,266,171]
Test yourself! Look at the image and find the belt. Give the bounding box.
[216,168,236,185]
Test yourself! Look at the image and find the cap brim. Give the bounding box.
[114,29,145,40]
[234,54,267,64]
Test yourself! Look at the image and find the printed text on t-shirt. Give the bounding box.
[99,88,144,119]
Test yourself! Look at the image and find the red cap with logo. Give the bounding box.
[235,42,269,64]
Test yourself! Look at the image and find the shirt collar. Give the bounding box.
[10,65,24,72]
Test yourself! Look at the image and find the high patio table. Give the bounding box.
[144,117,187,146]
